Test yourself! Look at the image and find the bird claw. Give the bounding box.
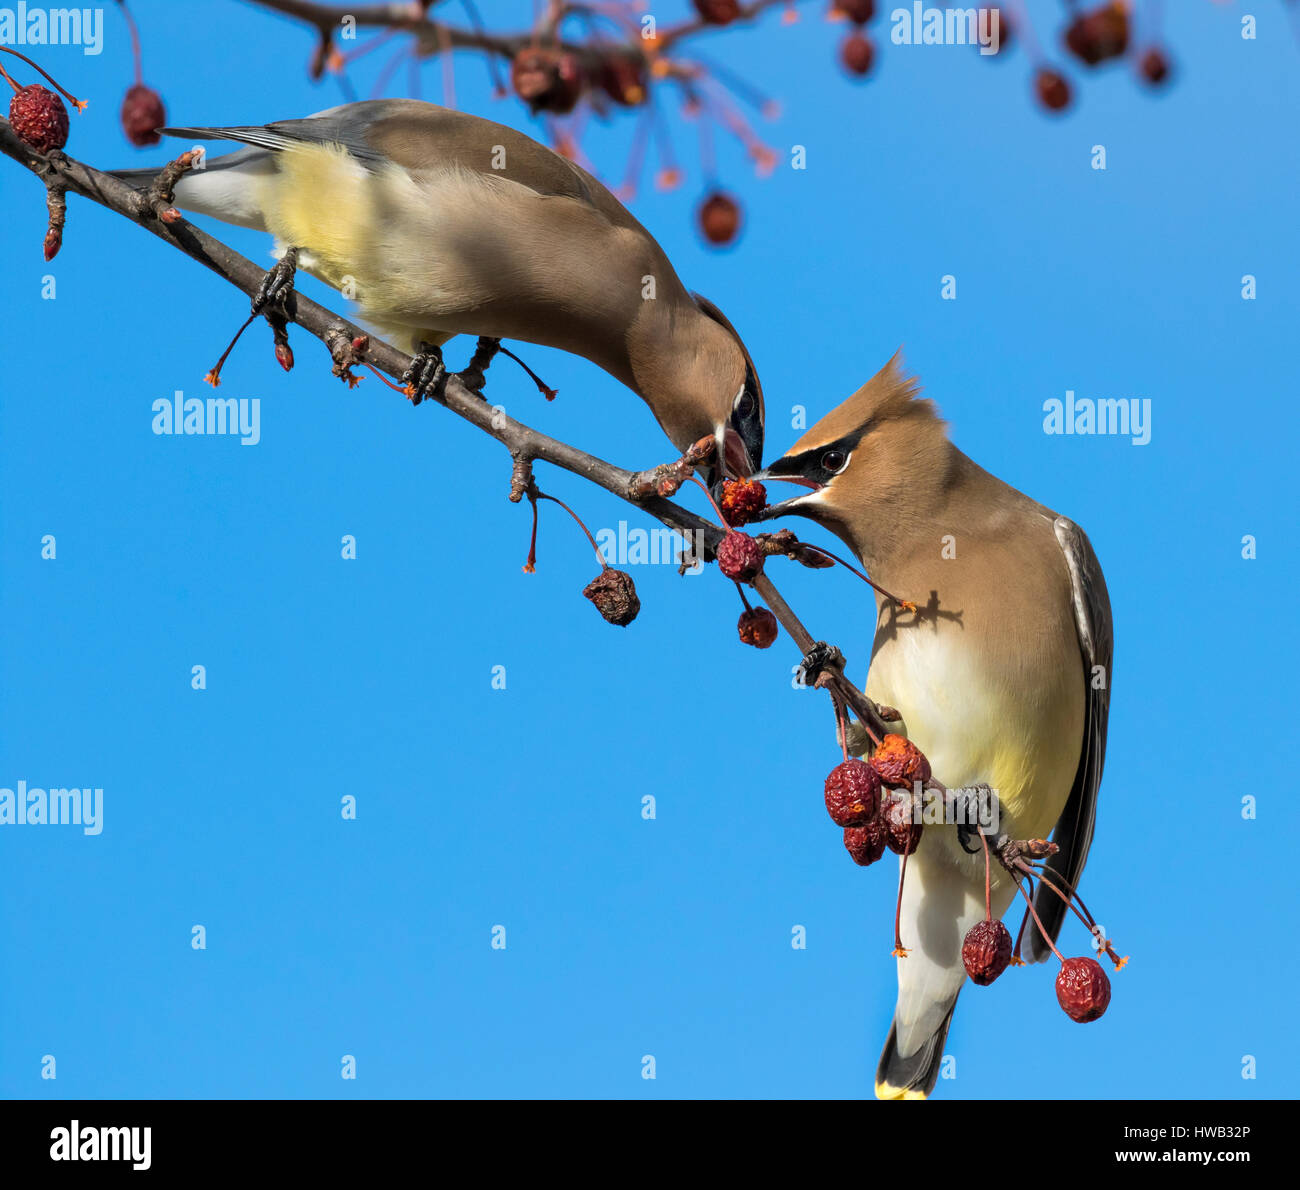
[253,247,299,316]
[798,641,845,688]
[403,342,446,405]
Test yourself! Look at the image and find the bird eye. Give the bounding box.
[735,391,755,419]
[821,449,847,474]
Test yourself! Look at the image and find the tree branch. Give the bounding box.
[240,0,803,62]
[1,118,891,752]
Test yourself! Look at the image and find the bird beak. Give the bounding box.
[719,425,754,480]
[750,468,823,520]
[707,425,757,501]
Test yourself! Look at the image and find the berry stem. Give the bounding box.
[0,47,88,109]
[522,488,540,573]
[1023,864,1122,964]
[1009,872,1064,963]
[203,311,259,387]
[832,696,849,764]
[535,491,607,568]
[118,0,145,86]
[1006,0,1047,66]
[1010,880,1033,966]
[497,344,557,399]
[363,365,408,394]
[1024,861,1098,931]
[893,838,912,958]
[687,473,730,527]
[798,541,916,609]
[459,0,507,96]
[978,828,992,921]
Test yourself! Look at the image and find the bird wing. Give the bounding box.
[1027,518,1113,961]
[160,102,391,162]
[160,100,640,227]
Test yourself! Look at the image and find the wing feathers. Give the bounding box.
[1028,519,1113,961]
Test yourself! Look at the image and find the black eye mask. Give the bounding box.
[766,424,870,488]
[730,359,765,469]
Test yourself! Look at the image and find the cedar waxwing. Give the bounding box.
[112,99,764,480]
[753,354,1112,1100]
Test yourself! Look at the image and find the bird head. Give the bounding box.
[631,293,764,492]
[750,352,947,563]
[691,294,764,493]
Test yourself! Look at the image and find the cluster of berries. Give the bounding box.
[510,46,646,116]
[826,734,928,864]
[833,0,878,79]
[3,3,166,156]
[713,479,787,647]
[1037,2,1172,113]
[822,730,1121,1023]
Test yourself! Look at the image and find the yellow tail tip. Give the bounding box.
[874,1080,928,1101]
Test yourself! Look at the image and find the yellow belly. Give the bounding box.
[865,622,1083,847]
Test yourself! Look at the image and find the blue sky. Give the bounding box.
[1,1,1295,1099]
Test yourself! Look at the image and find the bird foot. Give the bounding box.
[403,341,446,405]
[253,246,299,316]
[798,641,845,688]
[455,336,501,397]
[951,784,1000,850]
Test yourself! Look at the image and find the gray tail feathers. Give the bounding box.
[874,997,958,1100]
[108,167,159,190]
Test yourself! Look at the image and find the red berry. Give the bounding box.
[983,5,1012,55]
[882,789,923,855]
[716,531,764,582]
[869,733,931,788]
[1034,68,1072,112]
[1056,956,1111,1022]
[594,54,647,107]
[693,0,741,25]
[9,84,69,154]
[1064,3,1129,68]
[824,759,881,828]
[1139,48,1171,86]
[962,919,1013,985]
[843,818,887,866]
[582,568,640,626]
[834,0,875,23]
[511,48,583,114]
[737,607,779,649]
[840,31,875,77]
[698,191,742,246]
[121,83,166,147]
[720,478,767,527]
